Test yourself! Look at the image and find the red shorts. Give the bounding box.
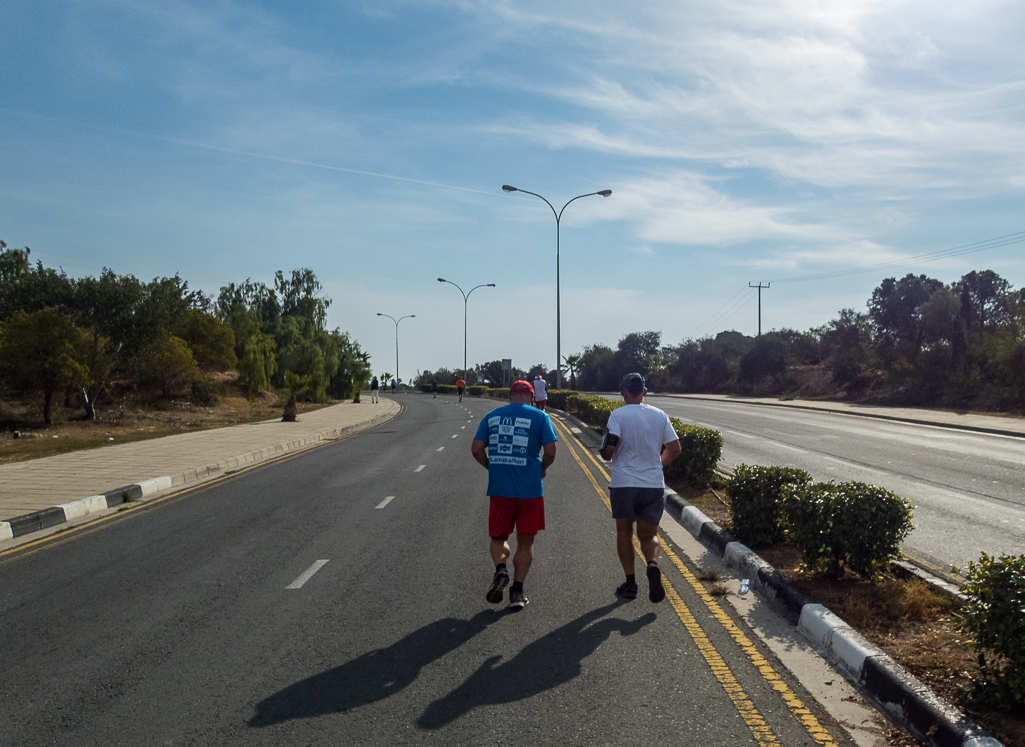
[535,399,547,410]
[489,496,545,537]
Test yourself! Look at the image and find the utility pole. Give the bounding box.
[749,282,770,336]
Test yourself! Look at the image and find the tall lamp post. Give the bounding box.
[438,278,495,382]
[502,184,612,388]
[377,313,415,386]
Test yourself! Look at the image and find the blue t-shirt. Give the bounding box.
[474,403,558,499]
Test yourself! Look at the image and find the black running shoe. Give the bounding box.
[615,580,638,599]
[647,564,666,603]
[486,570,509,604]
[508,589,529,610]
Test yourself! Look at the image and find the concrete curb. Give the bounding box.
[0,409,398,544]
[662,489,1003,747]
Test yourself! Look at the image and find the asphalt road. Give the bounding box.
[0,395,858,746]
[649,395,1025,570]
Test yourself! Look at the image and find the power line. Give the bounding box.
[690,286,756,338]
[770,230,1025,284]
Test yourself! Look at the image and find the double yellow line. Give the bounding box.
[550,415,836,747]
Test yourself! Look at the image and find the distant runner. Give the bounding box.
[370,376,379,404]
[432,379,438,399]
[471,380,558,611]
[456,377,466,402]
[599,373,681,603]
[532,375,548,411]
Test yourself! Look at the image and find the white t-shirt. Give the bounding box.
[533,378,548,401]
[606,403,679,489]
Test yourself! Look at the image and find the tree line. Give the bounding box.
[0,241,370,424]
[420,269,1025,412]
[575,270,1025,410]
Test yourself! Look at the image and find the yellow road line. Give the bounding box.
[551,415,837,747]
[551,417,780,746]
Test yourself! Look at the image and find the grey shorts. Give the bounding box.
[609,487,666,524]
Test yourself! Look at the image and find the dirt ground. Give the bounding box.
[0,383,332,466]
[670,480,1024,747]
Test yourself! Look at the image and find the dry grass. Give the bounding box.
[0,380,333,466]
[669,478,1025,747]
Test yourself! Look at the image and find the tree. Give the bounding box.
[821,309,871,387]
[739,336,787,387]
[281,371,311,422]
[868,274,945,367]
[139,336,201,398]
[237,332,277,393]
[561,354,581,389]
[576,344,617,390]
[176,309,237,371]
[612,331,662,378]
[0,308,90,424]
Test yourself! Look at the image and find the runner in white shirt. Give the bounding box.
[532,375,548,410]
[599,373,681,603]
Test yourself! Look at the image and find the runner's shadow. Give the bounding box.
[417,601,656,730]
[249,609,501,727]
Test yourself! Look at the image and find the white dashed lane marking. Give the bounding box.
[376,496,395,509]
[286,560,329,589]
[451,434,458,438]
[415,465,426,473]
[437,447,445,452]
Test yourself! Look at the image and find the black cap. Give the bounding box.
[621,373,645,395]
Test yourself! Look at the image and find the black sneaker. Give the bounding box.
[508,589,529,610]
[486,570,509,604]
[647,564,666,603]
[615,580,638,599]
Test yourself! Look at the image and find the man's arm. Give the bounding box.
[599,441,617,461]
[541,442,556,478]
[471,439,489,470]
[661,439,682,467]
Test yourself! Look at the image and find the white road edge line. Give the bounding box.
[414,465,426,473]
[286,559,329,589]
[376,496,396,509]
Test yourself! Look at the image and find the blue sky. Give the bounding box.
[2,1,1024,383]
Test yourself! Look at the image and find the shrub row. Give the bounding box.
[665,419,724,483]
[563,395,724,482]
[725,465,913,580]
[958,553,1025,706]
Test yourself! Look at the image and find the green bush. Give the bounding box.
[783,481,913,580]
[468,385,488,396]
[664,419,724,483]
[191,377,226,406]
[566,394,624,427]
[726,465,811,548]
[957,553,1025,706]
[545,389,578,410]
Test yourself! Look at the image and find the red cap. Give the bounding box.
[510,380,534,394]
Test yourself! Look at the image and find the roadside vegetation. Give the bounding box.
[0,241,370,432]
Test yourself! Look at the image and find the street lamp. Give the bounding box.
[502,184,612,388]
[438,278,496,382]
[377,313,415,387]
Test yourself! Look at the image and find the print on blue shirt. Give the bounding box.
[473,403,557,499]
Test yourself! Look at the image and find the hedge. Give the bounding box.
[664,418,724,483]
[958,553,1025,706]
[726,465,811,548]
[783,481,913,580]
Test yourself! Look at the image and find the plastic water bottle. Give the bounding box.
[739,579,750,595]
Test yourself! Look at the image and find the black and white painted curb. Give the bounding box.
[0,410,398,544]
[663,489,1003,747]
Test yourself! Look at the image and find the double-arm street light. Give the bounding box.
[377,313,415,386]
[438,278,496,382]
[502,184,612,388]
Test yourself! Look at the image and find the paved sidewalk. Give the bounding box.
[652,392,1025,439]
[0,398,400,535]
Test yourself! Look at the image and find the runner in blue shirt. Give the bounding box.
[471,380,557,610]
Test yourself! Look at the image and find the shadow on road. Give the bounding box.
[417,601,656,729]
[248,609,502,727]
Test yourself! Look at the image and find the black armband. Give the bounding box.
[600,429,620,451]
